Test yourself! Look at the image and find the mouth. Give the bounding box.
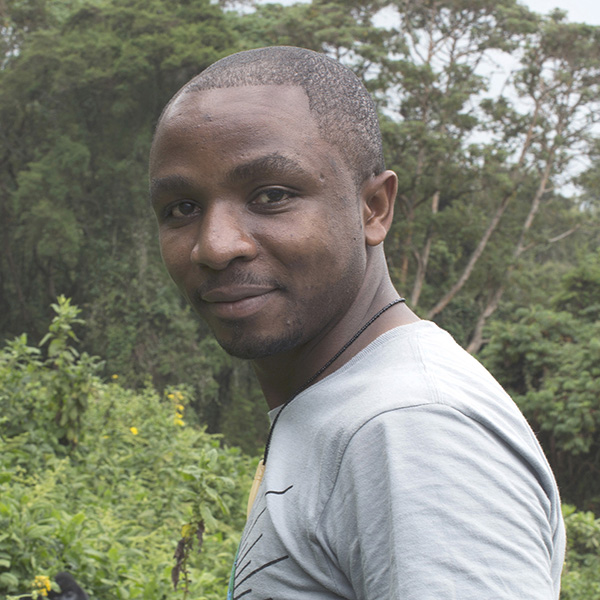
[201,285,275,303]
[199,285,278,320]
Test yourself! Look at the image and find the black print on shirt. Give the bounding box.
[230,485,294,600]
[265,485,294,496]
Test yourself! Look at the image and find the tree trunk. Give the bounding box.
[426,189,514,319]
[465,143,556,353]
[467,283,506,354]
[411,190,439,307]
[425,97,542,320]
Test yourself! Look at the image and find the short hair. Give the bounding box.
[164,46,385,187]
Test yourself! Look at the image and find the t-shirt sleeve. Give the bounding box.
[317,404,561,600]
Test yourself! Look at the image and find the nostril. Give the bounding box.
[190,217,257,270]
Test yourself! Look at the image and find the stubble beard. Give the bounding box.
[211,319,306,360]
[208,266,364,362]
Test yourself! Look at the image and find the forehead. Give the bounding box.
[167,84,312,123]
[154,86,314,152]
[150,85,347,181]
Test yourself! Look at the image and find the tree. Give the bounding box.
[460,16,600,352]
[377,0,537,309]
[480,250,600,511]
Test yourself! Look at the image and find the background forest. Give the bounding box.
[1,0,599,598]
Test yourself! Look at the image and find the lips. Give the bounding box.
[201,285,275,303]
[199,285,278,320]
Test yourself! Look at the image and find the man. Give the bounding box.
[150,46,565,599]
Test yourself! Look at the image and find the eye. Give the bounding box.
[252,189,293,206]
[169,201,200,218]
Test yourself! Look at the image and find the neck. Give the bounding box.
[252,273,419,410]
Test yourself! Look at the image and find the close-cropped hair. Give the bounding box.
[163,46,386,187]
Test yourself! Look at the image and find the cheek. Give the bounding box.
[159,231,191,283]
[286,227,366,288]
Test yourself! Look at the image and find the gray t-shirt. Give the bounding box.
[228,321,565,599]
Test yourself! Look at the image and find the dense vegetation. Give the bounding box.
[1,298,253,599]
[1,0,599,597]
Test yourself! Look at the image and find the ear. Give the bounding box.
[361,170,397,246]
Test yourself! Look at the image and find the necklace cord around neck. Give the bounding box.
[262,297,406,465]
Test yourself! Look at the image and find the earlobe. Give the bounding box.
[362,170,397,246]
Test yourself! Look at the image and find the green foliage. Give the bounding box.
[561,505,600,600]
[233,0,390,58]
[0,296,100,451]
[39,296,100,446]
[481,253,600,510]
[218,359,270,455]
[554,250,600,323]
[0,304,253,599]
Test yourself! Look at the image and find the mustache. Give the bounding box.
[196,270,285,297]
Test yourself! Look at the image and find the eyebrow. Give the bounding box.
[149,173,193,201]
[224,153,310,185]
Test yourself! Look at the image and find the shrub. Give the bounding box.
[0,298,252,599]
[561,505,600,600]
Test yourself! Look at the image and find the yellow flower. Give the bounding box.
[175,412,183,419]
[174,418,185,427]
[176,404,185,412]
[167,393,175,400]
[176,391,184,400]
[130,426,139,435]
[111,374,119,380]
[33,575,52,597]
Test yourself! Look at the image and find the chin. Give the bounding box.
[215,328,304,360]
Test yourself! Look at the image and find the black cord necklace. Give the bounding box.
[246,297,406,517]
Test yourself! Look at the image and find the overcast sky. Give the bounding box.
[523,0,600,25]
[254,0,600,25]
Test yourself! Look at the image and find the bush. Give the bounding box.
[0,298,253,599]
[481,306,600,509]
[561,505,600,600]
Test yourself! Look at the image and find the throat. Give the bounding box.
[260,298,406,461]
[253,297,407,410]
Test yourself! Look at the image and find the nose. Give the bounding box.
[190,203,257,270]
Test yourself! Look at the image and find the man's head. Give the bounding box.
[158,46,385,187]
[150,47,397,361]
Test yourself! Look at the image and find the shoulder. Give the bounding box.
[300,320,526,442]
[273,320,538,466]
[273,320,558,509]
[318,402,564,599]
